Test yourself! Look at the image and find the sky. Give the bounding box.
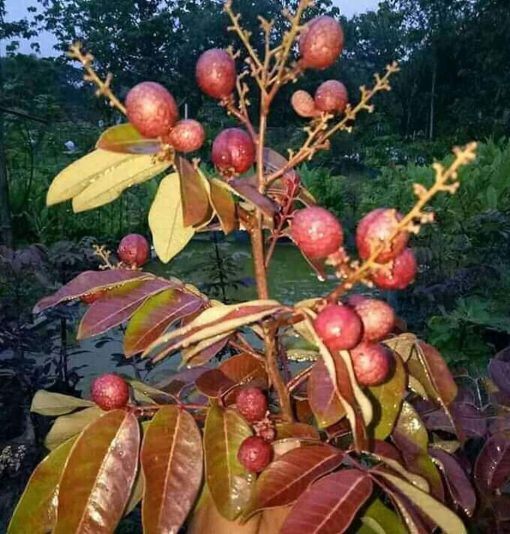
[2,0,381,56]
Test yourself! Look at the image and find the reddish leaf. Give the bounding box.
[281,470,373,534]
[308,358,346,429]
[141,406,203,533]
[78,278,173,339]
[34,270,152,312]
[195,369,235,398]
[489,358,510,396]
[474,434,510,492]
[155,368,209,397]
[96,123,161,154]
[229,178,277,217]
[176,156,211,227]
[54,411,139,533]
[430,448,476,516]
[124,289,203,356]
[219,353,268,387]
[246,445,344,517]
[419,401,487,438]
[275,423,320,441]
[182,334,231,367]
[210,179,237,234]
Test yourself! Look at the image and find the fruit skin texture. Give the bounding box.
[314,304,363,351]
[314,80,348,113]
[196,49,236,99]
[291,90,318,118]
[238,436,273,473]
[236,386,268,423]
[166,119,205,153]
[126,82,178,138]
[212,128,255,175]
[356,208,409,263]
[372,248,418,290]
[347,296,396,343]
[91,374,130,410]
[350,342,392,386]
[299,16,344,70]
[117,234,150,267]
[291,207,344,259]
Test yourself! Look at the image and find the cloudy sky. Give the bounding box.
[3,0,380,56]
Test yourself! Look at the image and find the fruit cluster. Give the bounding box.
[235,386,274,473]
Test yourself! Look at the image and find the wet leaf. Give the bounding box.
[195,369,235,398]
[246,444,344,516]
[204,406,255,520]
[210,178,237,234]
[78,278,173,339]
[275,423,320,441]
[8,438,76,534]
[124,289,203,356]
[308,358,345,429]
[219,353,268,386]
[141,406,203,533]
[96,123,161,154]
[430,448,476,516]
[176,156,211,227]
[34,270,152,312]
[54,411,140,533]
[31,390,94,416]
[281,470,373,534]
[474,434,510,491]
[72,154,168,212]
[44,406,103,450]
[149,172,195,263]
[358,498,407,534]
[375,472,466,534]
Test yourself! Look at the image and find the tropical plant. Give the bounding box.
[8,2,499,533]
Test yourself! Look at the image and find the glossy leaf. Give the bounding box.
[149,172,195,263]
[281,470,373,534]
[144,300,283,361]
[54,410,140,533]
[96,123,161,154]
[246,444,344,516]
[368,352,406,440]
[141,406,203,534]
[394,401,428,452]
[204,406,255,520]
[430,448,476,516]
[47,150,133,206]
[34,269,152,312]
[474,434,510,491]
[176,156,211,227]
[72,154,169,212]
[488,358,510,396]
[182,333,232,367]
[123,288,203,356]
[195,369,235,398]
[275,423,320,441]
[219,353,268,386]
[383,333,418,362]
[358,498,407,534]
[228,178,277,217]
[375,472,466,534]
[210,178,237,234]
[31,390,94,416]
[308,357,345,429]
[8,438,76,534]
[370,453,429,492]
[44,406,103,450]
[78,278,172,339]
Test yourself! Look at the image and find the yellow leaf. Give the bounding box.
[47,150,132,206]
[72,154,169,212]
[149,173,195,263]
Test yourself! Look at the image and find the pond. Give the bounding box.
[72,238,340,392]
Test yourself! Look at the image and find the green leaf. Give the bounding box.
[31,390,94,416]
[368,353,406,440]
[149,172,195,263]
[96,123,161,154]
[358,498,407,534]
[8,438,76,534]
[44,406,103,450]
[204,406,255,520]
[54,410,140,533]
[376,472,467,534]
[141,406,203,534]
[71,153,169,212]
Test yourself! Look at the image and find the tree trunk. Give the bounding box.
[0,56,13,247]
[429,60,437,140]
